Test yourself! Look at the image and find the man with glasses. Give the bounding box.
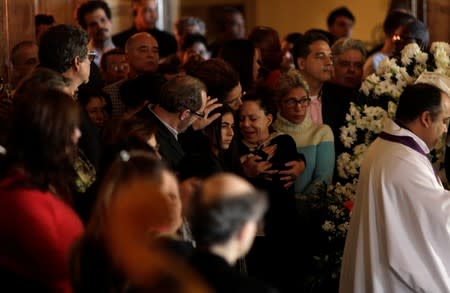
[38,24,100,222]
[39,24,93,96]
[138,74,207,171]
[99,48,130,85]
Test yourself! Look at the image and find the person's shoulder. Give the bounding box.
[151,28,176,39]
[112,27,136,48]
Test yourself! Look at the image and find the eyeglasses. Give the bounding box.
[191,110,206,119]
[183,106,206,119]
[111,63,130,72]
[87,51,97,62]
[283,97,311,107]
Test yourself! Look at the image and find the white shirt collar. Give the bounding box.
[148,104,179,140]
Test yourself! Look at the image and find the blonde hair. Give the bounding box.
[275,68,310,103]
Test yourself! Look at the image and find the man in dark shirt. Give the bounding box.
[113,0,177,59]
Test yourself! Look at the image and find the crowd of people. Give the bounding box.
[0,1,449,292]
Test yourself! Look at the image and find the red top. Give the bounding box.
[0,172,84,292]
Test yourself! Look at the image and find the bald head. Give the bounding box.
[201,173,256,204]
[125,32,159,74]
[191,173,267,247]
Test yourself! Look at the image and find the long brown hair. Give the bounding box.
[2,88,80,201]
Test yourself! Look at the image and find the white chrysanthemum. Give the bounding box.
[336,153,351,179]
[400,43,421,66]
[415,52,428,65]
[340,125,357,148]
[376,57,398,76]
[322,221,335,232]
[348,103,361,120]
[360,74,380,96]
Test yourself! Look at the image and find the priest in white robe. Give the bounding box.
[339,83,450,293]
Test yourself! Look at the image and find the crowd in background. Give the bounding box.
[0,1,438,292]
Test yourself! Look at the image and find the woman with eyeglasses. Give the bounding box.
[273,69,335,195]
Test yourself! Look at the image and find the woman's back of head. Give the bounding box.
[3,88,79,198]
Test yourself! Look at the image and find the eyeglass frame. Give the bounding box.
[87,51,97,62]
[183,106,206,119]
[283,96,312,107]
[110,63,130,72]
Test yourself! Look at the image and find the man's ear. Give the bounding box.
[236,221,252,243]
[73,56,82,72]
[266,113,273,127]
[296,57,306,71]
[420,111,433,128]
[179,109,190,121]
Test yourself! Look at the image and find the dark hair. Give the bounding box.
[217,6,243,32]
[396,83,444,124]
[397,19,429,51]
[292,31,330,68]
[175,16,206,37]
[158,74,205,113]
[191,188,267,246]
[119,72,166,108]
[204,105,235,156]
[76,0,112,30]
[190,58,239,103]
[2,89,79,201]
[77,87,111,116]
[284,32,303,44]
[101,116,158,174]
[248,26,282,71]
[241,87,277,119]
[10,41,37,65]
[39,24,89,73]
[327,6,355,27]
[181,33,208,51]
[100,48,125,72]
[383,10,415,37]
[35,14,55,26]
[219,39,256,92]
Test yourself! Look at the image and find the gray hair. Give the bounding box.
[175,16,206,36]
[331,37,367,62]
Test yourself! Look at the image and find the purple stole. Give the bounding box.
[379,131,441,183]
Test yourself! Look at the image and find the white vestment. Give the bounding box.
[339,119,450,293]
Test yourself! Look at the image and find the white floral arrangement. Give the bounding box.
[337,42,450,180]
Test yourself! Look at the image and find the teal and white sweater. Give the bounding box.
[273,113,335,195]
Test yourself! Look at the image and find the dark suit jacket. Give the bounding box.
[321,82,357,156]
[112,26,177,58]
[138,106,184,171]
[190,250,278,293]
